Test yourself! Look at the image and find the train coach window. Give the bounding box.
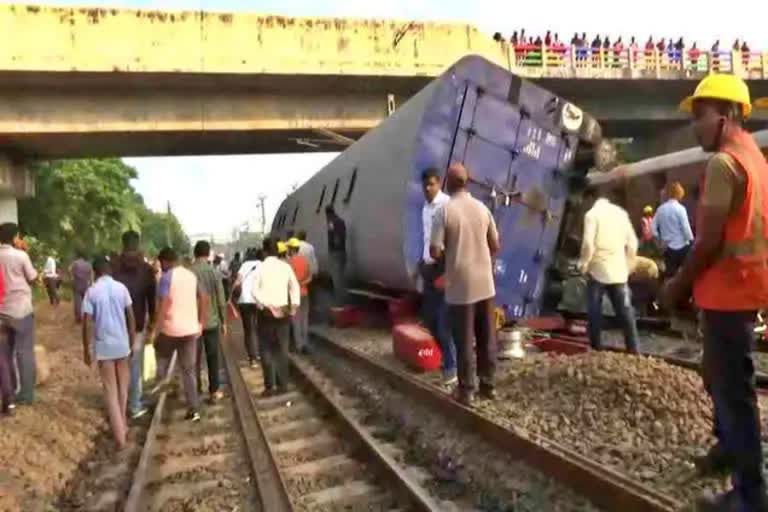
[344,168,358,203]
[316,185,327,213]
[330,178,340,205]
[291,204,299,225]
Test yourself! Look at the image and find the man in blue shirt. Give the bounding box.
[82,256,136,451]
[652,182,694,277]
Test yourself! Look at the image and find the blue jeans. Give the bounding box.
[128,332,146,414]
[701,310,765,509]
[7,314,35,403]
[422,276,456,377]
[586,278,639,353]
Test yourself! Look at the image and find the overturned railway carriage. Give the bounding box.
[273,55,601,321]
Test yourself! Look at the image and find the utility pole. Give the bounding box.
[257,194,267,235]
[165,200,172,248]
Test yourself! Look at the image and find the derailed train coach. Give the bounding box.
[272,55,602,322]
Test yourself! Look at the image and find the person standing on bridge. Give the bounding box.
[0,223,38,406]
[417,168,456,386]
[191,241,227,403]
[287,238,311,354]
[152,247,208,423]
[113,231,156,420]
[652,182,694,278]
[70,250,93,324]
[430,163,500,406]
[662,74,768,511]
[251,237,300,397]
[81,256,136,450]
[326,205,348,305]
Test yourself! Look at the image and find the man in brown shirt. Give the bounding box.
[430,163,500,406]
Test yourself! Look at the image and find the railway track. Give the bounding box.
[239,349,497,511]
[119,343,262,512]
[76,339,268,512]
[309,326,684,512]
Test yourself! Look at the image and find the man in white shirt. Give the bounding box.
[232,249,261,367]
[578,189,640,353]
[417,168,456,385]
[251,238,300,397]
[43,254,60,306]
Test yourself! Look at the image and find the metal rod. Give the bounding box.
[587,129,768,188]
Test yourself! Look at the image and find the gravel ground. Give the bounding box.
[317,325,768,506]
[307,347,601,512]
[0,302,116,512]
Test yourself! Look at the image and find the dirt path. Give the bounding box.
[0,302,111,511]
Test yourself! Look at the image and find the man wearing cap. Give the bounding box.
[277,241,288,260]
[639,205,655,255]
[652,181,694,278]
[662,75,768,511]
[287,238,312,353]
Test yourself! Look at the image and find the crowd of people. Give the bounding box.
[492,29,756,69]
[0,224,322,450]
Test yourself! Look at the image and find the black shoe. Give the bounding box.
[694,443,731,476]
[300,347,310,355]
[260,389,275,398]
[452,389,474,407]
[1,404,12,416]
[478,386,497,400]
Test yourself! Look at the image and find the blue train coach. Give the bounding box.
[272,54,601,321]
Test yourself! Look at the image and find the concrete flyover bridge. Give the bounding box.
[0,3,767,220]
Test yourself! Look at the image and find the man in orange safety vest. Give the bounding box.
[662,76,768,511]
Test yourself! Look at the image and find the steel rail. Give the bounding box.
[288,354,444,511]
[220,337,294,512]
[123,351,176,512]
[311,328,683,512]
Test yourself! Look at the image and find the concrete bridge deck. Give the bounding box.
[0,3,767,158]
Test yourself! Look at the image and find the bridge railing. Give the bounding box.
[506,44,768,78]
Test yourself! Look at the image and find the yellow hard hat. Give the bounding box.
[679,74,752,118]
[287,237,301,249]
[277,241,287,254]
[756,97,768,109]
[643,205,653,215]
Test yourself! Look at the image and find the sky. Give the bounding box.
[12,0,768,241]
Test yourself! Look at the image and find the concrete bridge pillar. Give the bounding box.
[0,155,35,223]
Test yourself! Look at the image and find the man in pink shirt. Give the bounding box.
[151,247,208,422]
[0,223,38,406]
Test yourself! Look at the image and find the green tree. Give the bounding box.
[139,208,190,257]
[18,158,189,262]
